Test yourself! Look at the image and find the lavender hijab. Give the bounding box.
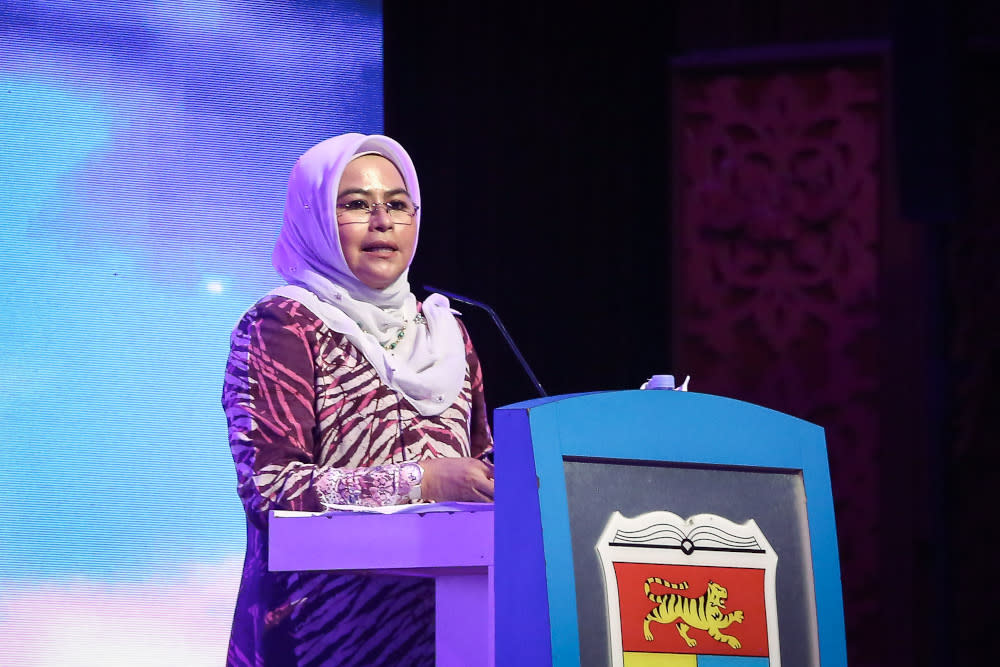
[270,134,465,416]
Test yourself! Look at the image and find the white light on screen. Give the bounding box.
[205,280,224,294]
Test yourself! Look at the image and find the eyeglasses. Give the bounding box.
[335,199,419,225]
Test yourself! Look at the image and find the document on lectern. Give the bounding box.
[271,501,494,518]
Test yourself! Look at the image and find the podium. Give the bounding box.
[268,390,847,666]
[268,506,495,667]
[494,390,848,666]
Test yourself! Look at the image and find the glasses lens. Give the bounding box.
[384,200,414,224]
[338,201,371,224]
[387,208,413,224]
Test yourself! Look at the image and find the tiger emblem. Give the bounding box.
[642,577,744,649]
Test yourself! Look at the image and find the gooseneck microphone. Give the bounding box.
[423,285,548,398]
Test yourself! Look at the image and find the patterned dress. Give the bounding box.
[223,295,492,667]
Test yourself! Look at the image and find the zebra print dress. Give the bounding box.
[223,295,492,667]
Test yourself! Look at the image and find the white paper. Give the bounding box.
[320,501,494,516]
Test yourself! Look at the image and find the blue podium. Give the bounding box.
[494,390,847,667]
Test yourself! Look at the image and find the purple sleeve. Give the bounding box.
[223,299,416,524]
[459,319,494,458]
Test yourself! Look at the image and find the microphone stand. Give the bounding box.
[424,285,548,398]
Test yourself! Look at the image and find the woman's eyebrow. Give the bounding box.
[337,187,411,198]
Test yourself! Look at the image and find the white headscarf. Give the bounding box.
[270,133,466,416]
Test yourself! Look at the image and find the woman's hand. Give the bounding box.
[419,457,494,502]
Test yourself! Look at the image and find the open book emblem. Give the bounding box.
[596,511,781,666]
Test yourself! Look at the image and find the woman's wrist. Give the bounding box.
[399,461,424,503]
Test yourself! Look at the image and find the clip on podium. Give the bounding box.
[268,505,495,667]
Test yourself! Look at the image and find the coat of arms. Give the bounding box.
[596,511,780,666]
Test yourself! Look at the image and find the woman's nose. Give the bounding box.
[369,204,394,229]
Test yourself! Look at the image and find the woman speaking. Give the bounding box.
[222,134,494,666]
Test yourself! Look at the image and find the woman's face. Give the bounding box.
[336,155,417,290]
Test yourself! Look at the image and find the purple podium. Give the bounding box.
[268,506,495,667]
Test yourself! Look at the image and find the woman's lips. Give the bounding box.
[362,242,398,254]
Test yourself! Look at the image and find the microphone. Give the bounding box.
[424,285,548,398]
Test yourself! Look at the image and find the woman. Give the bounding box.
[223,133,494,666]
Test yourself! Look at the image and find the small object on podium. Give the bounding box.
[640,374,690,391]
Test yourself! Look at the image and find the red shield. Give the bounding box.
[614,562,769,656]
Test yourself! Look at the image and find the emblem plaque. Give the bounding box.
[596,511,781,666]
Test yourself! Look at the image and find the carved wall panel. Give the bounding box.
[672,58,882,665]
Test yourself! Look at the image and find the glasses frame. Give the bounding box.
[335,200,420,226]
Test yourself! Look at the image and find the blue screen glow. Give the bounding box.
[0,1,382,663]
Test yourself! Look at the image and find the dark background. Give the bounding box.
[384,2,999,665]
[385,2,676,405]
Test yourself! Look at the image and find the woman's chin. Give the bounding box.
[355,268,404,290]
